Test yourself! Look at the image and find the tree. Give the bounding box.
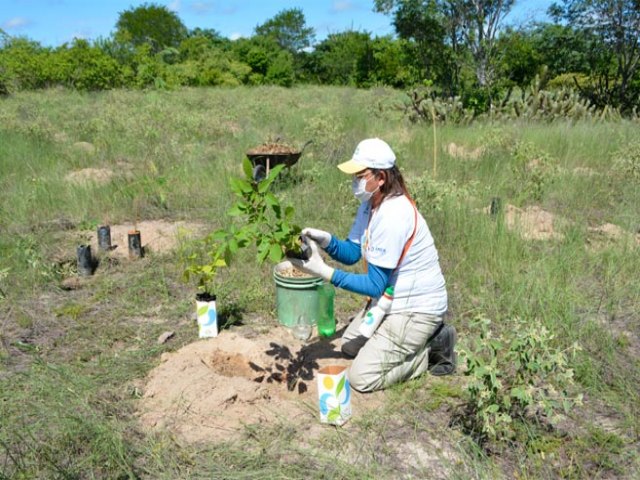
[254,8,315,53]
[456,0,515,87]
[310,31,372,85]
[529,23,591,77]
[551,0,640,110]
[496,27,542,87]
[115,3,187,53]
[230,36,294,86]
[381,0,459,92]
[375,0,515,90]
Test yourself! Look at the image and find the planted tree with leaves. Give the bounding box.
[184,159,304,295]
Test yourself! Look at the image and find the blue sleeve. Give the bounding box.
[331,263,392,298]
[324,236,361,265]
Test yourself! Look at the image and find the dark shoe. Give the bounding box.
[428,323,457,376]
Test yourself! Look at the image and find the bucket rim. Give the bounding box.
[273,260,323,283]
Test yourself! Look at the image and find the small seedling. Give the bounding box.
[184,157,305,295]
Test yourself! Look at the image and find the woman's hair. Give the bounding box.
[370,166,410,200]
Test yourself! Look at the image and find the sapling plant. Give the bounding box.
[183,158,306,296]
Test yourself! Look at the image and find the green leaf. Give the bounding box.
[227,202,247,216]
[242,157,253,180]
[265,192,279,207]
[268,163,286,179]
[268,243,284,263]
[284,205,294,219]
[229,177,253,194]
[211,230,228,242]
[228,238,239,254]
[258,177,272,193]
[257,243,270,263]
[197,305,208,316]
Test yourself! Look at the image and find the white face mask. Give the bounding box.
[352,176,378,203]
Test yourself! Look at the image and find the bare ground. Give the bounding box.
[138,325,386,445]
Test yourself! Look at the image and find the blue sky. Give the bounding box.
[1,0,554,47]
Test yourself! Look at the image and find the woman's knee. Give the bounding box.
[348,361,383,393]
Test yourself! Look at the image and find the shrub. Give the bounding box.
[510,140,557,202]
[52,39,123,90]
[611,141,640,180]
[456,315,583,446]
[407,174,478,212]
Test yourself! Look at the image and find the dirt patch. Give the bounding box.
[65,168,114,185]
[445,142,484,160]
[138,326,384,445]
[80,220,206,258]
[587,223,640,249]
[393,439,459,479]
[505,205,562,241]
[573,166,597,176]
[247,142,299,155]
[485,203,563,241]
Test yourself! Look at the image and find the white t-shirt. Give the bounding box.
[348,195,448,315]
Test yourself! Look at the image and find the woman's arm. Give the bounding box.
[324,236,361,265]
[331,263,392,298]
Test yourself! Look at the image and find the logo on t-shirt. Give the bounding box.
[360,230,387,257]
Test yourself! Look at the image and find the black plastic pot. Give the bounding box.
[128,230,143,258]
[196,292,217,302]
[490,197,502,216]
[97,225,112,251]
[77,244,94,276]
[285,236,311,260]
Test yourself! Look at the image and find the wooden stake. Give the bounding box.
[431,102,437,179]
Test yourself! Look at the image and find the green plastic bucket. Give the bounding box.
[273,261,325,328]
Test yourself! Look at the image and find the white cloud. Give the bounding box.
[230,32,244,40]
[331,0,355,13]
[2,17,31,30]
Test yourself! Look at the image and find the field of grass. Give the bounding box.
[0,85,638,479]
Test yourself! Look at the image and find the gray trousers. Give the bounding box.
[341,308,443,392]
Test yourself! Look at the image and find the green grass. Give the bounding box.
[0,86,639,478]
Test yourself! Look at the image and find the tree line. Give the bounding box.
[1,1,639,114]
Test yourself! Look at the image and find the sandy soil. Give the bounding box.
[138,325,385,445]
[65,168,114,185]
[81,220,206,258]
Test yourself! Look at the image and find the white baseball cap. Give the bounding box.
[338,138,396,174]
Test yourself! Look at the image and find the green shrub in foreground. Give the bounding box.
[457,315,583,446]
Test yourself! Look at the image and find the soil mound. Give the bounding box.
[587,223,640,248]
[65,168,113,185]
[485,203,563,240]
[446,142,484,160]
[138,326,383,445]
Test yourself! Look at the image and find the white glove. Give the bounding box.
[288,239,334,281]
[301,227,331,249]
